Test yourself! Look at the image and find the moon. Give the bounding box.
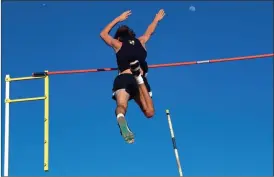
[189,5,196,12]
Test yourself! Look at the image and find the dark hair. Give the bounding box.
[114,25,136,41]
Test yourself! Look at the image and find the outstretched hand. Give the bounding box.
[117,10,132,22]
[154,9,165,22]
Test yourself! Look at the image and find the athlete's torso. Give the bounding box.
[116,36,148,75]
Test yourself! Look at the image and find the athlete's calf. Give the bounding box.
[114,89,129,117]
[130,60,155,118]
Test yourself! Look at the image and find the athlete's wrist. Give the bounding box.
[153,18,160,24]
[112,17,120,24]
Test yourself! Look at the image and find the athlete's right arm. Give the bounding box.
[100,10,132,51]
[139,9,165,44]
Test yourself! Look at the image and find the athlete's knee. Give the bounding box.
[144,107,155,118]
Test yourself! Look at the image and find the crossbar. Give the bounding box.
[32,53,273,76]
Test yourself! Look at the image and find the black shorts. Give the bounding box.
[112,73,152,100]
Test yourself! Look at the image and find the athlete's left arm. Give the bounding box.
[100,17,121,50]
[139,9,165,44]
[100,10,132,50]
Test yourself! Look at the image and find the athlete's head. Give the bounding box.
[114,25,136,42]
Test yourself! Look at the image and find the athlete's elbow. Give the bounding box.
[100,32,107,38]
[100,33,108,43]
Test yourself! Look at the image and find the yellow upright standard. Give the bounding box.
[44,71,49,172]
[4,70,50,176]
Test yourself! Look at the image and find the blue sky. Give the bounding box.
[1,1,273,176]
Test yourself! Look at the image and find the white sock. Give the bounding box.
[117,113,124,119]
[135,74,144,85]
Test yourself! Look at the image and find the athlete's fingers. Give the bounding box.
[157,9,164,17]
[125,12,131,17]
[122,10,131,16]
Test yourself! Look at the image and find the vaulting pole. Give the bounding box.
[166,109,183,176]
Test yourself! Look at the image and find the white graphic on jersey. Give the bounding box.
[129,40,135,45]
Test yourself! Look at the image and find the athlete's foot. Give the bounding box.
[117,116,135,144]
[129,60,141,77]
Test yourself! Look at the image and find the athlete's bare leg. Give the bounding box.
[130,60,155,118]
[115,89,129,116]
[114,89,134,144]
[134,88,154,118]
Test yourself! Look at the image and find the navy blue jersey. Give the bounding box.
[116,37,148,74]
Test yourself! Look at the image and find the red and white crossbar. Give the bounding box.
[32,53,273,76]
